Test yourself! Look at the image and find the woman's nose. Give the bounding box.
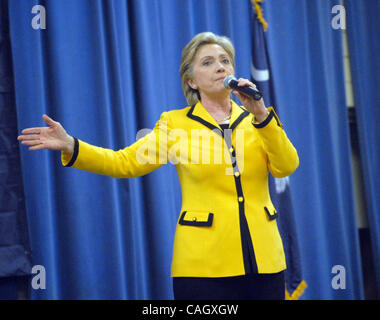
[216,62,225,72]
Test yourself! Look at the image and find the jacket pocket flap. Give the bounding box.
[264,206,278,220]
[179,211,214,227]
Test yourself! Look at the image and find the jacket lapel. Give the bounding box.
[187,100,250,133]
[229,101,250,131]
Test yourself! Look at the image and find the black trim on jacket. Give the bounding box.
[179,211,214,227]
[230,106,250,131]
[65,137,79,167]
[252,108,282,129]
[224,132,258,274]
[264,206,278,220]
[186,105,222,135]
[186,104,250,133]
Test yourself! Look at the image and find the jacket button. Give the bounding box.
[234,172,240,177]
[238,197,244,202]
[229,147,234,153]
[192,217,197,222]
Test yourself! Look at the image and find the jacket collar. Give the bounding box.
[186,100,250,133]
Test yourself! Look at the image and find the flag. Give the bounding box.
[250,0,307,300]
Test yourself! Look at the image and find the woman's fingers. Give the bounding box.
[237,78,256,88]
[18,115,70,152]
[42,114,56,126]
[21,139,42,146]
[29,144,47,151]
[17,115,63,151]
[21,127,43,134]
[233,89,250,101]
[20,139,50,151]
[18,134,40,141]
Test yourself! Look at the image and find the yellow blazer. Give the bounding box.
[62,100,299,277]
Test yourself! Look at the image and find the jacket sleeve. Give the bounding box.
[252,107,299,178]
[61,111,172,178]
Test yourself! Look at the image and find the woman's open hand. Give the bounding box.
[18,114,74,154]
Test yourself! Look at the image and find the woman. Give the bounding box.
[18,32,299,300]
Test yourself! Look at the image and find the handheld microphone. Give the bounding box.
[223,76,263,101]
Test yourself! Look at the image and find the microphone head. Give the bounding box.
[223,75,236,89]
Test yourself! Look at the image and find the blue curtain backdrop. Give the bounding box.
[7,0,371,299]
[345,0,380,295]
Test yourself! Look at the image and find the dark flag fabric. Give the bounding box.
[250,0,307,299]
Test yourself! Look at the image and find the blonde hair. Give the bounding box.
[179,32,235,106]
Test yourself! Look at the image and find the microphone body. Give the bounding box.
[223,76,263,101]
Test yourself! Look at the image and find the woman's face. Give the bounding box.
[188,43,234,99]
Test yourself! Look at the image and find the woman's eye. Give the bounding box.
[222,59,230,64]
[203,60,211,66]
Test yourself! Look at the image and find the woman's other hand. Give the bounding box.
[17,114,74,154]
[232,78,269,122]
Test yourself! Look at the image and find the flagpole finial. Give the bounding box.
[251,0,268,31]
